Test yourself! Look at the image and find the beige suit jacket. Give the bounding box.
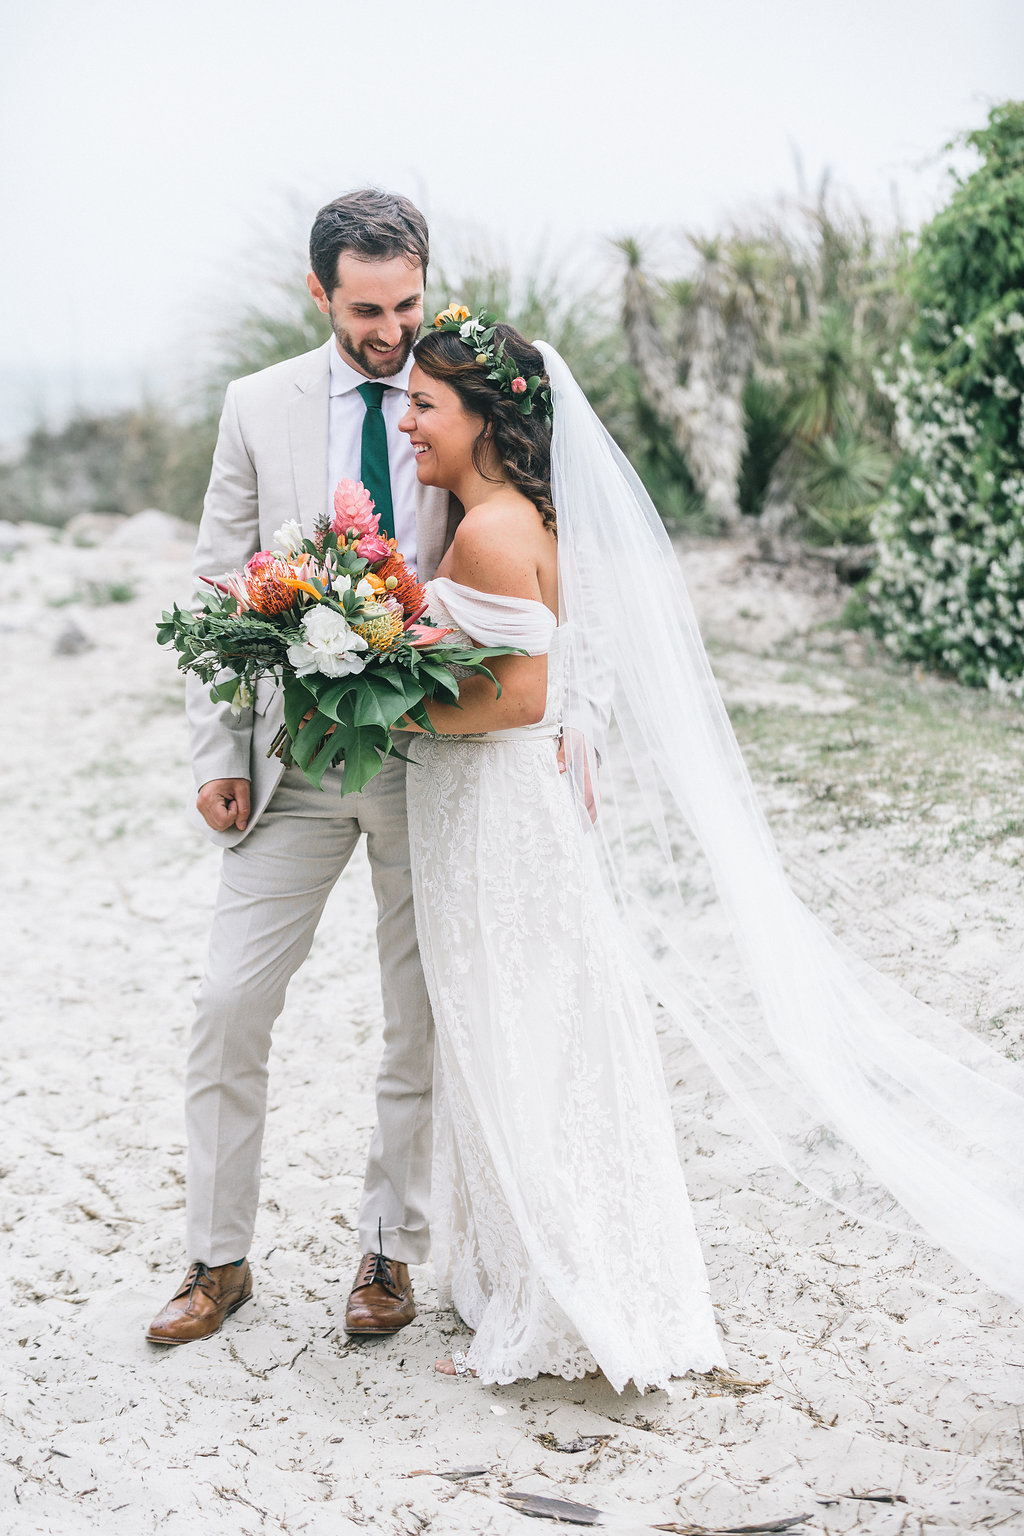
[185,338,461,847]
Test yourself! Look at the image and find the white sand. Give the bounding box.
[1,515,1022,1536]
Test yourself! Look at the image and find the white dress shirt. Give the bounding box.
[327,343,419,572]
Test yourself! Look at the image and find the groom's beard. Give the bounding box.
[331,320,417,379]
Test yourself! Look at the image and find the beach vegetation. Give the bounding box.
[866,101,1024,693]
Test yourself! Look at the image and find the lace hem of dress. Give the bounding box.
[459,1325,725,1393]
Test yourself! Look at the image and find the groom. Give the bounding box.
[147,189,461,1344]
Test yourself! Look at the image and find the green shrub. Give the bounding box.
[868,102,1024,691]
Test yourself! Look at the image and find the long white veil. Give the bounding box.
[539,340,1024,1310]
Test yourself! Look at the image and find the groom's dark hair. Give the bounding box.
[309,188,429,295]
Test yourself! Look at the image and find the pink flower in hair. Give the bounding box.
[331,478,379,539]
[510,376,527,394]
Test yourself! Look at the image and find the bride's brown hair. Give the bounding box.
[412,324,557,534]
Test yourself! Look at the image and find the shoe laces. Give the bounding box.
[356,1219,402,1298]
[174,1261,219,1307]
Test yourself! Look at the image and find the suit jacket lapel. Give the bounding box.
[289,340,332,535]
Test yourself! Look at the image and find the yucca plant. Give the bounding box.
[783,306,862,441]
[621,235,771,527]
[799,431,892,541]
[621,186,912,541]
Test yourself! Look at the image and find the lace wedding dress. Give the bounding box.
[405,576,726,1391]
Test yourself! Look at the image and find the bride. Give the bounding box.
[396,310,1024,1390]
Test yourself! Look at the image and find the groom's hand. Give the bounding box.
[197,778,251,832]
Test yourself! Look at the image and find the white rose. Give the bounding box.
[286,604,369,678]
[271,518,305,556]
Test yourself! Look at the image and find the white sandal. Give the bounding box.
[435,1349,476,1378]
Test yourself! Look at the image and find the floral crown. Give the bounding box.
[430,304,553,420]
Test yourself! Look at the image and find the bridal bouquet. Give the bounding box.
[157,480,517,795]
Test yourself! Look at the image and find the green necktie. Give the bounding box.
[356,382,395,541]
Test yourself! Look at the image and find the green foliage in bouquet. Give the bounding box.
[275,637,515,796]
[867,101,1024,691]
[157,515,523,795]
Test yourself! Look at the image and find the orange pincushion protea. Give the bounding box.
[376,550,426,616]
[245,556,297,615]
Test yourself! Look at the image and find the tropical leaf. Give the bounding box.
[315,675,364,721]
[402,699,436,734]
[289,710,337,772]
[283,673,317,737]
[340,730,388,796]
[303,726,350,791]
[353,679,400,730]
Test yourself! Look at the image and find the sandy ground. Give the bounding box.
[1,512,1022,1536]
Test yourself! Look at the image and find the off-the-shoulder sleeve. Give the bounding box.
[428,577,557,655]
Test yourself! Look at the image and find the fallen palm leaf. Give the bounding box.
[407,1465,490,1481]
[504,1492,603,1524]
[652,1517,812,1535]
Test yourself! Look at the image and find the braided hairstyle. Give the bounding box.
[412,324,556,534]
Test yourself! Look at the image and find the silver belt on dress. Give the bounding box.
[444,726,561,744]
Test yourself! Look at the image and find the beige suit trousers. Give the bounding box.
[185,751,432,1267]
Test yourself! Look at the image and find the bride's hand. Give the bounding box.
[557,728,598,825]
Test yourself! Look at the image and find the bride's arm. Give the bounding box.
[405,510,551,735]
[405,655,547,735]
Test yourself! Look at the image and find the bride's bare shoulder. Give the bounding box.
[448,494,549,597]
[457,490,549,540]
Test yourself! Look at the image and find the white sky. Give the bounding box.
[2,0,1022,437]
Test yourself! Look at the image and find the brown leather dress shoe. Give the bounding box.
[146,1260,253,1345]
[344,1251,415,1335]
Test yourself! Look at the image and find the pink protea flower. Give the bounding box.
[331,478,379,539]
[202,572,253,611]
[223,572,253,610]
[404,622,452,648]
[510,376,527,394]
[288,554,319,584]
[355,531,392,565]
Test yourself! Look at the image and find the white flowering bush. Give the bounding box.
[868,103,1024,692]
